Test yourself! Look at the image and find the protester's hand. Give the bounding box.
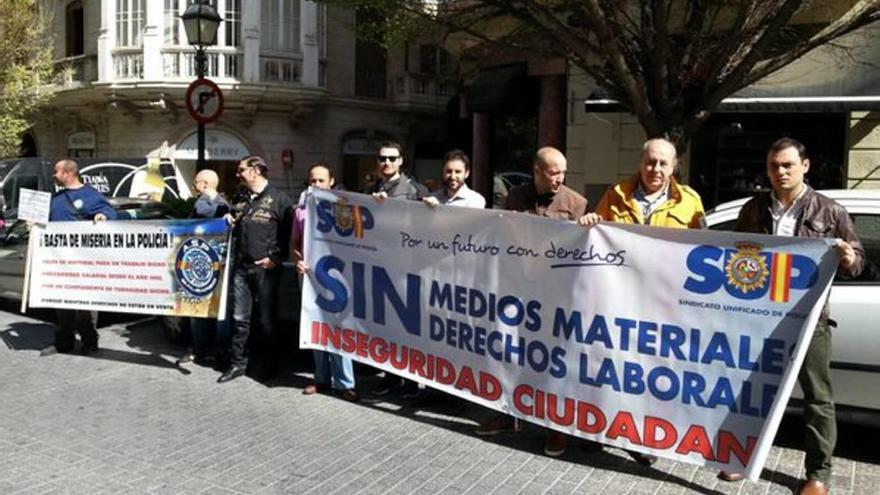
[295,260,309,275]
[254,257,277,269]
[372,192,388,202]
[577,213,602,227]
[93,213,107,223]
[423,196,439,208]
[224,213,235,225]
[833,239,857,270]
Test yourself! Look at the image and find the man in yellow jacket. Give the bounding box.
[576,137,705,468]
[579,138,705,228]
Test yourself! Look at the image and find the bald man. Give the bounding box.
[191,169,230,219]
[41,159,116,356]
[504,146,588,219]
[476,146,588,457]
[177,169,231,367]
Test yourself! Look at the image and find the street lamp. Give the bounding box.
[181,0,222,171]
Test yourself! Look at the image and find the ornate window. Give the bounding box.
[261,0,301,53]
[115,0,145,47]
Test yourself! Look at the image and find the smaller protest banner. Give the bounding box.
[17,188,51,224]
[27,218,230,317]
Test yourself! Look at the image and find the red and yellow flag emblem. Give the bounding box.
[769,252,792,302]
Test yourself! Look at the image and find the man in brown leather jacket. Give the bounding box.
[733,137,863,495]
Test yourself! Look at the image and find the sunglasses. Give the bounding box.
[378,155,400,162]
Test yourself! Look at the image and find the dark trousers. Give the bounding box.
[799,321,835,483]
[229,264,281,368]
[54,309,98,352]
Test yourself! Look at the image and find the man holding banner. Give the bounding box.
[40,159,117,356]
[734,138,863,495]
[423,149,486,209]
[475,146,587,457]
[579,138,704,229]
[578,138,705,467]
[218,156,293,383]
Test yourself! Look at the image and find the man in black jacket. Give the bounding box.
[218,156,293,383]
[369,141,426,201]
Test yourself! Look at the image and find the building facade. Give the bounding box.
[35,0,455,197]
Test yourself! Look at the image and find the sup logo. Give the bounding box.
[174,238,222,298]
[316,197,374,239]
[684,242,818,302]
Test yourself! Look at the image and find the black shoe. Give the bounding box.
[628,450,658,466]
[401,383,422,399]
[373,375,402,396]
[217,366,246,383]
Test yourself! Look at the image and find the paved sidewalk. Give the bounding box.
[1,309,878,495]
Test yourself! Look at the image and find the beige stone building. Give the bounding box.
[33,0,454,197]
[566,23,880,208]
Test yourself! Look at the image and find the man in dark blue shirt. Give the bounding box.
[41,159,116,356]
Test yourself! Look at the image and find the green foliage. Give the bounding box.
[0,0,53,157]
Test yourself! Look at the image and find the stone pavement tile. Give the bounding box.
[853,471,880,495]
[542,479,578,495]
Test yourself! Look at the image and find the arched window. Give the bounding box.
[66,0,84,56]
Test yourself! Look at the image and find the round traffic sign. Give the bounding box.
[185,78,224,124]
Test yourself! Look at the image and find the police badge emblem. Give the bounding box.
[334,197,353,232]
[725,242,769,293]
[174,238,222,298]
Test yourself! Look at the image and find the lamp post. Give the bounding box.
[181,0,222,171]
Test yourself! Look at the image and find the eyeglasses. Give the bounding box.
[378,155,400,162]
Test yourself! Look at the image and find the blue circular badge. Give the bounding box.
[175,238,221,298]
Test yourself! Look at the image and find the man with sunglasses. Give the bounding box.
[218,156,294,383]
[369,141,427,201]
[369,141,426,397]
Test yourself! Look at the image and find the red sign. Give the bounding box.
[186,78,224,124]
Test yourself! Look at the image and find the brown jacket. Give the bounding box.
[504,183,588,220]
[734,187,864,322]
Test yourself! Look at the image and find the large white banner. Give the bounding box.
[300,190,838,479]
[27,219,231,318]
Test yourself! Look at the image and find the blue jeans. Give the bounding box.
[313,350,355,390]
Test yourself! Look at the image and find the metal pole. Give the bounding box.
[196,47,206,171]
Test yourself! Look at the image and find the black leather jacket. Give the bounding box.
[734,187,864,322]
[230,183,293,267]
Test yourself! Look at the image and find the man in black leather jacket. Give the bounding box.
[218,156,293,383]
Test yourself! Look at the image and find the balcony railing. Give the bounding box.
[162,47,242,80]
[53,54,98,87]
[260,55,303,83]
[112,49,144,80]
[392,73,455,104]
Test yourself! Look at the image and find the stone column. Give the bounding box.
[241,0,261,83]
[472,112,492,203]
[97,0,116,82]
[142,1,163,80]
[300,0,319,86]
[537,74,567,151]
